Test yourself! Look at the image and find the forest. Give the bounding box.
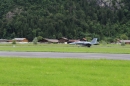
[0,0,130,42]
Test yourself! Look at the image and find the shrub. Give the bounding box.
[121,42,125,46]
[37,36,43,41]
[12,40,16,44]
[101,40,107,45]
[33,37,38,45]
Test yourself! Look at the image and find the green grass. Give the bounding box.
[0,43,129,86]
[0,43,130,54]
[0,57,130,86]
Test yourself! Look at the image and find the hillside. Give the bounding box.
[0,0,130,41]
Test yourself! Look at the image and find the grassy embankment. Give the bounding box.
[0,58,130,86]
[0,43,130,54]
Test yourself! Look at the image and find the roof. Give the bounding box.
[44,38,58,43]
[81,38,87,41]
[0,39,8,42]
[0,39,7,40]
[58,37,68,40]
[68,39,79,42]
[120,40,130,43]
[14,38,26,40]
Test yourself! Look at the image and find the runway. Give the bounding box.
[0,51,130,60]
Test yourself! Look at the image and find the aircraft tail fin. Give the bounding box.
[90,38,98,45]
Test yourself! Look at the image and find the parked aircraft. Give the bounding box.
[69,38,98,47]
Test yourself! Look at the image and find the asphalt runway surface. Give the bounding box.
[0,51,130,60]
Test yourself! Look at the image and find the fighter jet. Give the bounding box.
[69,38,98,47]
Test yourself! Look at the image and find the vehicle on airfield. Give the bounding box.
[69,38,98,47]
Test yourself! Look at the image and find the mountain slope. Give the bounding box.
[0,0,130,41]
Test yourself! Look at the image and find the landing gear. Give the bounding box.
[87,45,91,47]
[85,44,91,47]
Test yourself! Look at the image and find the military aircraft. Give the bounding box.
[69,38,98,47]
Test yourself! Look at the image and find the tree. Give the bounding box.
[120,34,128,40]
[12,39,16,47]
[12,40,16,44]
[37,36,43,41]
[33,37,38,45]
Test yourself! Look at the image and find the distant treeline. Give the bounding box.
[0,0,130,42]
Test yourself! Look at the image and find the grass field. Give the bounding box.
[0,58,130,86]
[0,43,130,86]
[0,43,130,54]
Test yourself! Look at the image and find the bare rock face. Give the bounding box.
[6,12,15,19]
[96,0,124,9]
[87,0,124,10]
[6,8,22,21]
